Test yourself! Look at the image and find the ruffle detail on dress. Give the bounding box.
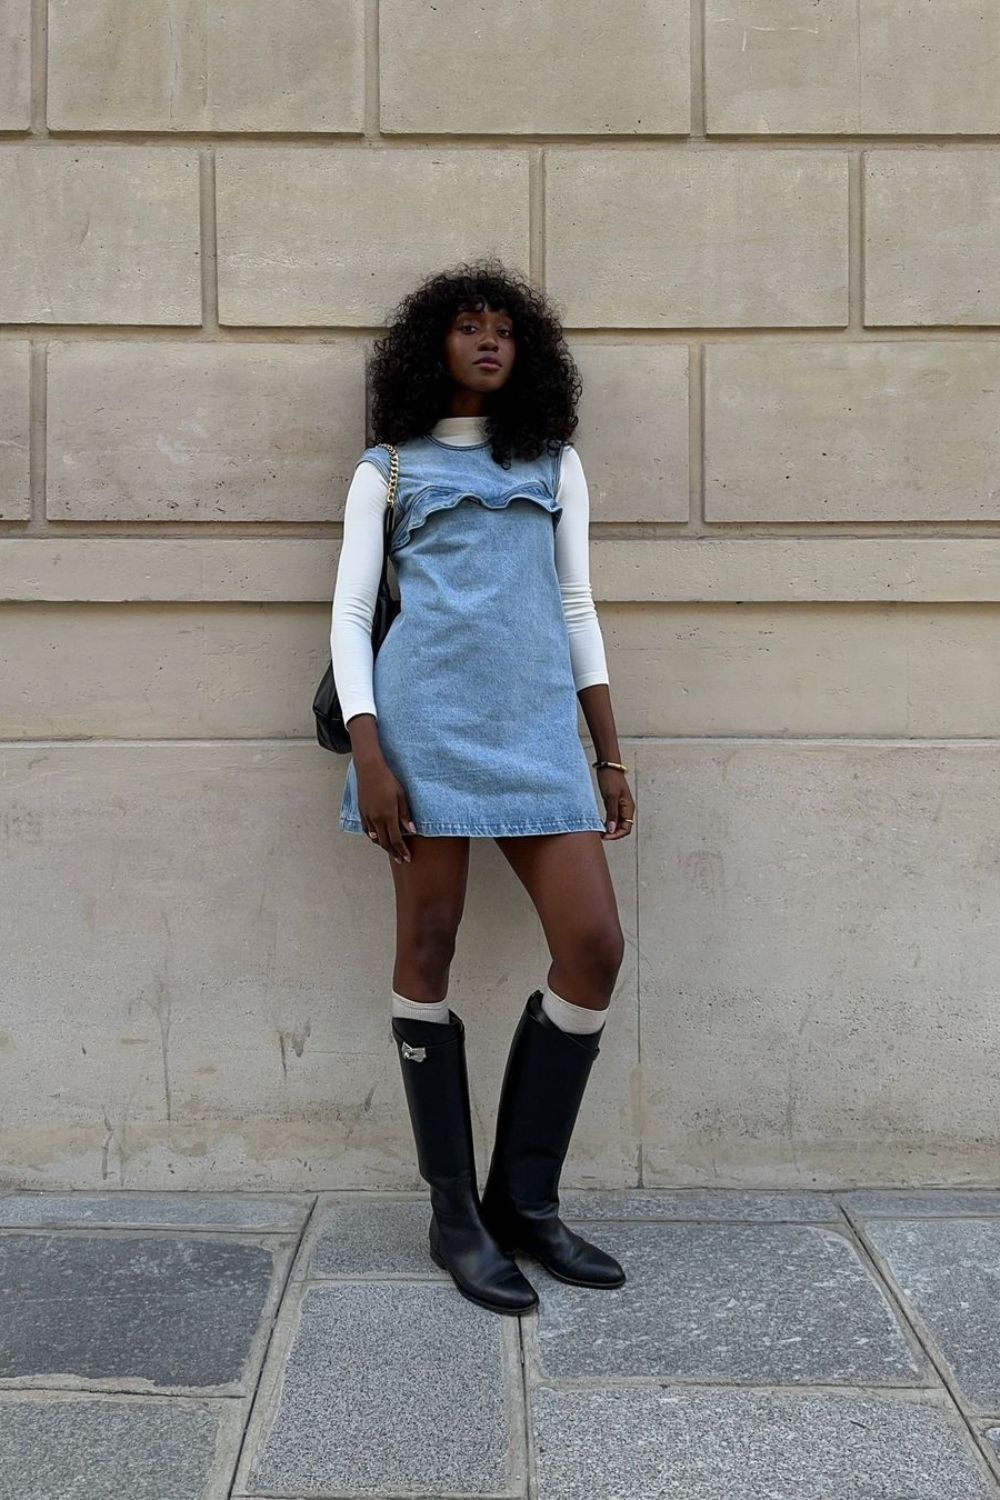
[390,483,562,555]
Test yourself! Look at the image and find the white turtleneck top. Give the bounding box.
[330,414,609,726]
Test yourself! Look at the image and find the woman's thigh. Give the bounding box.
[388,835,471,994]
[493,831,625,1006]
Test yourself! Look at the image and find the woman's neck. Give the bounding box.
[430,413,488,445]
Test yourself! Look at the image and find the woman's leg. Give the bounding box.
[481,830,627,1287]
[388,834,470,1001]
[385,833,538,1315]
[493,830,626,1009]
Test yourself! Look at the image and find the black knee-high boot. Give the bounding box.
[480,990,626,1288]
[391,1007,539,1315]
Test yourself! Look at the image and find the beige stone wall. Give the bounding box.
[2,1,999,1189]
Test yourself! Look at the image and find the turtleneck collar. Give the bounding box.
[429,413,489,446]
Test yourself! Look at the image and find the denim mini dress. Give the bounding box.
[339,430,607,839]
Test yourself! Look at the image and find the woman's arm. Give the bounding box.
[555,447,629,830]
[330,459,389,743]
[554,444,610,692]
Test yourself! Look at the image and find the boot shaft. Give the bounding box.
[391,1011,477,1185]
[489,991,600,1200]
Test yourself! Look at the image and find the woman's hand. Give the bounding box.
[597,766,635,840]
[357,761,416,864]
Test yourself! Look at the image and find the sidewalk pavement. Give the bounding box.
[2,1187,1000,1498]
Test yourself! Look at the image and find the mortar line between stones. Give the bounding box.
[225,1195,320,1500]
[840,1205,1000,1496]
[201,148,219,332]
[691,0,706,140]
[516,1316,536,1500]
[848,148,863,330]
[525,1375,946,1397]
[29,0,46,136]
[634,736,643,1187]
[230,1491,518,1499]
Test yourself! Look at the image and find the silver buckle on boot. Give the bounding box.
[401,1041,426,1062]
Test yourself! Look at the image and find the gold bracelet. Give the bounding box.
[593,758,628,773]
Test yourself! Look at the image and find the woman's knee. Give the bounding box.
[568,920,626,987]
[400,917,460,980]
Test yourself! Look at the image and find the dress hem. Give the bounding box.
[339,816,607,837]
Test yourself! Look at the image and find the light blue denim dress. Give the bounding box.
[339,431,607,838]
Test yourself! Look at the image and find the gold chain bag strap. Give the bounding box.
[313,443,401,753]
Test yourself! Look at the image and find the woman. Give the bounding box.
[330,258,636,1317]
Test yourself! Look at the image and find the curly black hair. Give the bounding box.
[368,256,582,469]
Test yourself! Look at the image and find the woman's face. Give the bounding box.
[442,302,516,395]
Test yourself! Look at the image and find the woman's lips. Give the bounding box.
[474,359,501,370]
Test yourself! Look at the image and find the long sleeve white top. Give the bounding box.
[330,414,609,726]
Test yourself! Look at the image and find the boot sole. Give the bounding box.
[537,1261,626,1289]
[428,1242,539,1316]
[494,1242,626,1289]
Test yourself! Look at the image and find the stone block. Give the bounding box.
[842,1191,1000,1218]
[0,146,200,324]
[861,1,1000,134]
[301,1196,446,1278]
[558,1187,840,1220]
[604,604,1000,737]
[0,1395,239,1500]
[380,0,689,133]
[6,536,1000,605]
[636,740,1000,1184]
[865,1218,1000,1413]
[705,341,1000,521]
[0,742,636,1189]
[216,148,529,325]
[570,342,689,521]
[526,1221,923,1384]
[546,149,848,326]
[239,1282,523,1495]
[46,341,366,521]
[865,152,1000,325]
[6,598,1000,739]
[0,341,29,520]
[706,0,859,134]
[0,1232,280,1389]
[706,1,1000,135]
[530,1386,996,1500]
[0,1191,311,1230]
[48,0,364,131]
[0,0,30,129]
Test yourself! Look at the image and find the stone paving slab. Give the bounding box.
[525,1221,926,1385]
[841,1189,1000,1218]
[863,1216,1000,1414]
[0,1190,313,1231]
[8,1189,1000,1498]
[0,1232,284,1393]
[558,1188,841,1221]
[299,1194,446,1279]
[238,1280,525,1497]
[530,1386,998,1500]
[0,1392,242,1500]
[297,1191,844,1285]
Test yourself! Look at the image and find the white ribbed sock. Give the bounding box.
[391,987,451,1024]
[540,981,608,1035]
